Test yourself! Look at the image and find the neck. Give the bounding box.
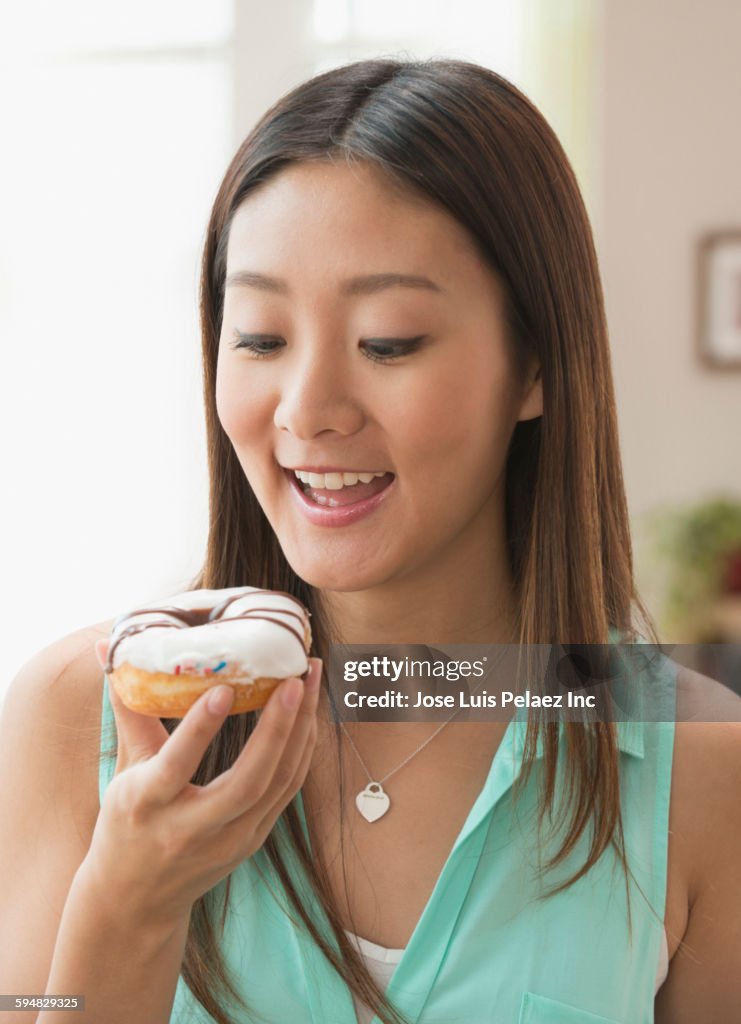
[317,504,519,647]
[312,499,519,744]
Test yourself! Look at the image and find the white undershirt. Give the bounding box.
[343,926,670,1024]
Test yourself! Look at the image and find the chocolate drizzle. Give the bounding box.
[105,588,311,675]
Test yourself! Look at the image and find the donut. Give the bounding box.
[104,586,312,717]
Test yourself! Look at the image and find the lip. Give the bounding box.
[283,467,395,527]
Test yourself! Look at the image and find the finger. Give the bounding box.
[247,717,318,856]
[95,638,108,670]
[200,672,311,824]
[307,657,323,691]
[105,671,175,768]
[244,659,322,804]
[139,683,235,804]
[177,659,321,840]
[214,666,321,858]
[253,659,322,799]
[254,688,319,835]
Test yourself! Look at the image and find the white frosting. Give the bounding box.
[109,587,311,682]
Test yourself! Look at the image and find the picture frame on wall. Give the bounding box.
[697,229,741,369]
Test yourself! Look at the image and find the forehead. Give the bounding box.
[225,159,491,287]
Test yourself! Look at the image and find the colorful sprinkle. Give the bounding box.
[175,665,181,675]
[212,661,227,674]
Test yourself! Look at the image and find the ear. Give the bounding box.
[516,361,543,423]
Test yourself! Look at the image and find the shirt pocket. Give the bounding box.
[519,991,622,1024]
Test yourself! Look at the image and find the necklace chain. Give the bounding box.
[341,707,457,786]
[340,644,511,801]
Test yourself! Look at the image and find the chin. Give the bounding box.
[286,553,397,593]
[294,566,383,592]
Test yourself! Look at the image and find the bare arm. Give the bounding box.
[37,868,190,1024]
[1,626,320,1024]
[0,625,111,1023]
[655,716,741,1022]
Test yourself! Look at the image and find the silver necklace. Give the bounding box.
[342,646,510,823]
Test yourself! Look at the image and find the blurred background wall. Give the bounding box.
[597,0,741,647]
[1,0,739,704]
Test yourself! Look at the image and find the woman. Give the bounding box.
[2,57,740,1024]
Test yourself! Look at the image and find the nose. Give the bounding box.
[273,345,365,440]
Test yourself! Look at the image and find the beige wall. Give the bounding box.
[594,0,741,617]
[233,1,741,521]
[228,1,740,624]
[596,0,741,518]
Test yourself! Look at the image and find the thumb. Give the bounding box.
[98,639,170,766]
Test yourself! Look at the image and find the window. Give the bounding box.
[1,0,598,700]
[0,2,234,693]
[307,0,597,219]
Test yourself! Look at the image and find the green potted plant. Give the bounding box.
[644,495,741,641]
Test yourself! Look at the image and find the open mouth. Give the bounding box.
[286,469,395,508]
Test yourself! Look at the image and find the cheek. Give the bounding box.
[215,362,268,445]
[401,352,515,471]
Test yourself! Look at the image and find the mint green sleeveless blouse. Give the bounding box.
[98,642,677,1023]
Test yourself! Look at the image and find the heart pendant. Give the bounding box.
[355,782,390,823]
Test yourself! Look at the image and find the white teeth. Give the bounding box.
[293,469,387,489]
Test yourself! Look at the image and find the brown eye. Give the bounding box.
[360,335,426,363]
[230,331,284,357]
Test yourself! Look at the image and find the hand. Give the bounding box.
[81,640,322,930]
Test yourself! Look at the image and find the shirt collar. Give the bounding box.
[505,627,648,762]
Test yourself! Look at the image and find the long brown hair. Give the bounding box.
[163,56,658,1024]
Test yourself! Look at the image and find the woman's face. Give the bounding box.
[216,159,541,591]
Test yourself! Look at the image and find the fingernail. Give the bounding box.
[208,685,234,715]
[95,640,109,670]
[307,659,322,693]
[282,678,304,710]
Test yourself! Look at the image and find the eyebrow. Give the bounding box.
[224,270,443,297]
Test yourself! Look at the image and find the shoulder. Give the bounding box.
[656,664,741,1020]
[2,618,117,818]
[674,659,741,726]
[671,664,741,892]
[4,617,115,723]
[0,618,117,996]
[671,661,741,820]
